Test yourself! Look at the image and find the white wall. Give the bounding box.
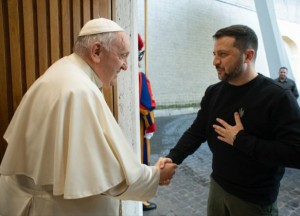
[138,0,299,109]
[115,0,143,215]
[277,20,300,86]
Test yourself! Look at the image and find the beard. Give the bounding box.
[220,54,244,82]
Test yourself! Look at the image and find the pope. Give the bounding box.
[0,18,177,216]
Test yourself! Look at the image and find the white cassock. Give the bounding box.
[0,53,159,216]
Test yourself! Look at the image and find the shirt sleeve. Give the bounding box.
[292,80,299,98]
[166,87,212,164]
[104,165,159,201]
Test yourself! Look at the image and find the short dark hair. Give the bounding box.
[279,66,288,71]
[213,25,258,58]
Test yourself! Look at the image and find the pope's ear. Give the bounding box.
[90,42,102,63]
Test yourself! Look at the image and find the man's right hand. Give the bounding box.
[155,157,177,185]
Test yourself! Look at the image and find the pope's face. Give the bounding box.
[98,32,130,88]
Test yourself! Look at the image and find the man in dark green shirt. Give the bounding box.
[274,66,299,99]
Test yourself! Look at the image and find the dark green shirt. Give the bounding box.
[275,77,299,98]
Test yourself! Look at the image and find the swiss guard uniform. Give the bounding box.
[138,34,158,211]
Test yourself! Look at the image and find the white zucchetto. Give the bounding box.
[79,18,124,36]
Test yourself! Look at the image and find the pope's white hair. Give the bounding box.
[73,32,119,56]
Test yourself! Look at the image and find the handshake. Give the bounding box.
[155,157,177,186]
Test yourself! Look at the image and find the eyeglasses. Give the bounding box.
[139,50,145,61]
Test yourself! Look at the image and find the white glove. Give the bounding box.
[144,132,154,139]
